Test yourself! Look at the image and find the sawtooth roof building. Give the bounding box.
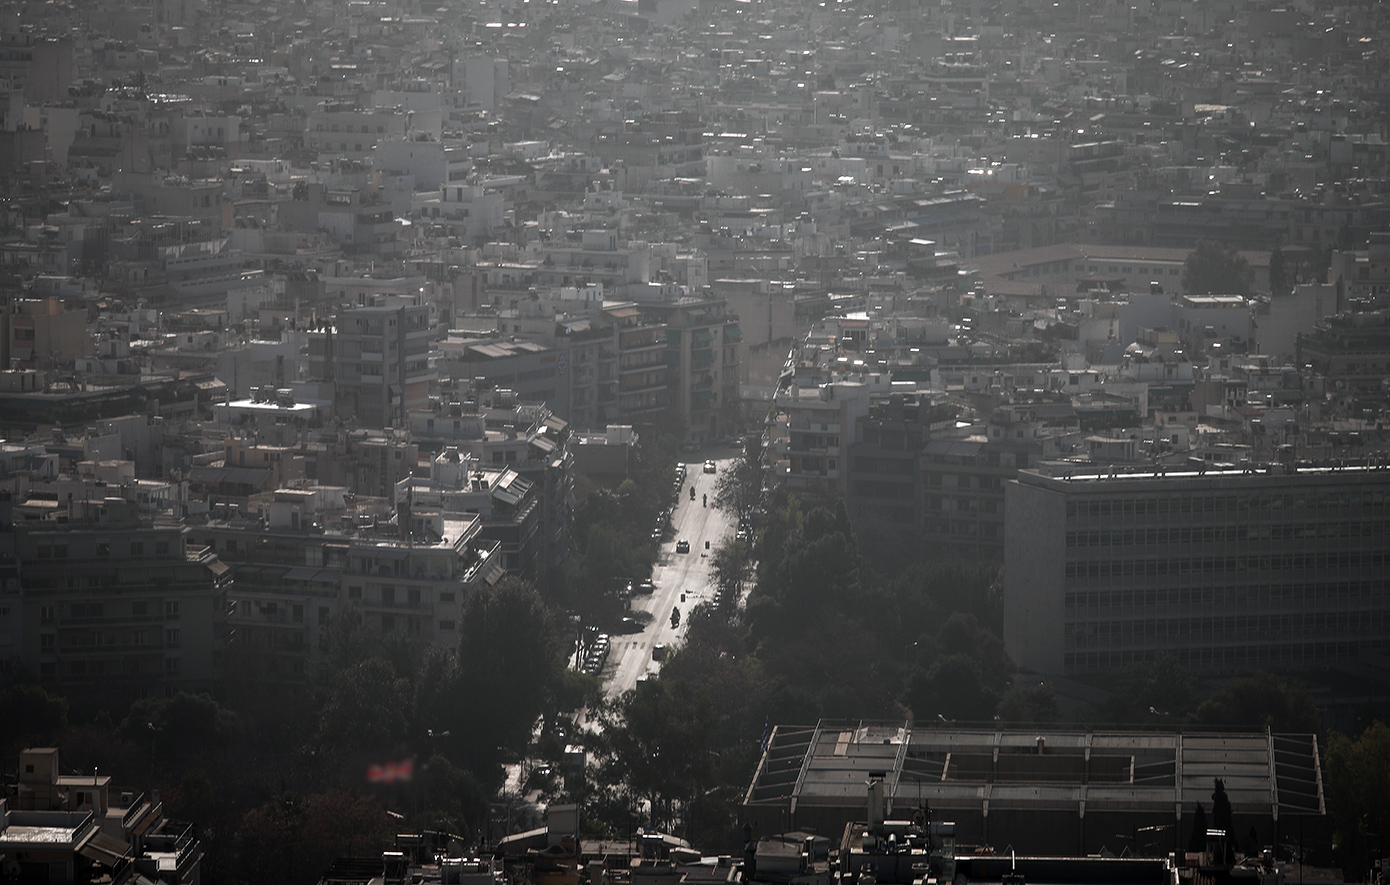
[742,722,1325,858]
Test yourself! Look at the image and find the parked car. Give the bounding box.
[636,580,655,594]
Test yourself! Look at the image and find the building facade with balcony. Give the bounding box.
[307,300,436,429]
[639,297,741,443]
[15,500,229,701]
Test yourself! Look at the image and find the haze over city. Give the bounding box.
[1,0,1389,884]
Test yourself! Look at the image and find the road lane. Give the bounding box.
[603,455,736,697]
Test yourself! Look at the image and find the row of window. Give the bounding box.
[1065,521,1388,547]
[40,628,180,650]
[35,540,174,558]
[1065,550,1389,579]
[314,123,388,133]
[344,586,455,605]
[39,657,180,679]
[40,601,180,623]
[1064,487,1390,520]
[1065,580,1388,612]
[1063,638,1384,673]
[1064,609,1388,649]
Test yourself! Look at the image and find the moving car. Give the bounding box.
[675,539,690,553]
[703,460,716,473]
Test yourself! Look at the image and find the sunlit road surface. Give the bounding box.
[602,451,738,698]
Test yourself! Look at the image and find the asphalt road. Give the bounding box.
[602,452,738,697]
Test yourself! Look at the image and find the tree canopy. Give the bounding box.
[1182,240,1253,296]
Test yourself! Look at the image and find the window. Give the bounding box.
[319,606,329,624]
[165,601,180,618]
[40,633,55,650]
[165,657,180,675]
[132,601,147,616]
[439,619,455,630]
[40,605,55,624]
[407,588,421,606]
[292,604,304,623]
[381,586,395,606]
[155,541,170,556]
[381,614,395,633]
[439,592,455,603]
[37,545,51,559]
[165,629,180,647]
[348,586,362,600]
[96,542,111,558]
[131,541,143,556]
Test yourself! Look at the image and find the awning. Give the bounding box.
[79,832,132,868]
[723,324,742,342]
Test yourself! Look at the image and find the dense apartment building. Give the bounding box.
[307,301,435,428]
[16,500,229,700]
[1004,463,1390,675]
[190,483,506,683]
[396,447,542,579]
[640,296,741,443]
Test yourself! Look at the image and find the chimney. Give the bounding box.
[867,773,886,833]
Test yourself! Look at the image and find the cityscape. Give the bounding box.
[1,0,1389,883]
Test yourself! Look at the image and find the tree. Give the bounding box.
[236,791,391,885]
[1324,721,1390,880]
[596,678,716,833]
[0,683,68,749]
[1182,240,1253,296]
[448,577,564,771]
[1268,247,1289,296]
[1211,778,1235,864]
[1111,652,1197,720]
[321,604,376,674]
[711,455,762,525]
[708,538,752,612]
[119,691,237,760]
[904,613,1015,723]
[1190,671,1321,732]
[316,657,411,761]
[996,681,1061,725]
[1187,803,1208,854]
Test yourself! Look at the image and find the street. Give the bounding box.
[602,450,739,697]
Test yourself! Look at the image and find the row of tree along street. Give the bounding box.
[3,432,1389,882]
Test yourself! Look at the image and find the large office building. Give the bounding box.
[1004,463,1390,675]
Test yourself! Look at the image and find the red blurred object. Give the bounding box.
[367,758,415,784]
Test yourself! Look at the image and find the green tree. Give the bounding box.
[0,683,69,749]
[317,657,411,761]
[711,454,762,525]
[1182,240,1253,296]
[1110,652,1197,720]
[119,691,238,759]
[708,538,752,612]
[1268,247,1289,296]
[448,577,564,771]
[1190,671,1321,732]
[997,681,1061,725]
[236,791,391,885]
[904,613,1015,722]
[1324,721,1390,880]
[596,678,716,833]
[321,604,376,674]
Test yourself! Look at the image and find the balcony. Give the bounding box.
[691,350,714,367]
